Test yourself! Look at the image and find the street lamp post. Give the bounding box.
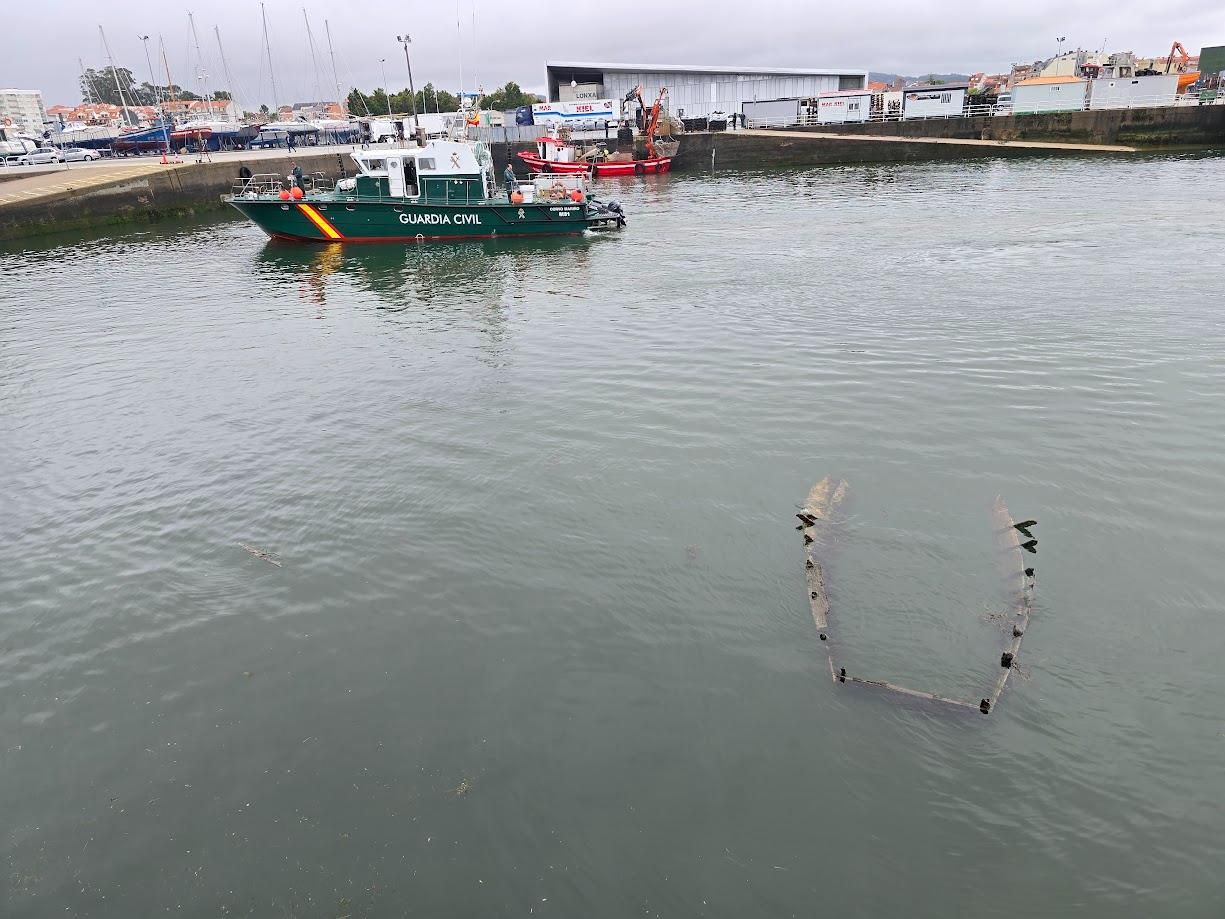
[1057,36,1067,57]
[396,35,420,139]
[379,59,392,115]
[138,35,160,105]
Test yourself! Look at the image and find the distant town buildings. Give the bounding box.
[0,89,48,133]
[44,98,239,127]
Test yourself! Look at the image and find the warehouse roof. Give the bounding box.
[545,61,867,77]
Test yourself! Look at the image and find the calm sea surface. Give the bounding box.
[2,154,1224,917]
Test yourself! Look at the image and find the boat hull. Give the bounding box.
[228,196,593,243]
[517,152,672,176]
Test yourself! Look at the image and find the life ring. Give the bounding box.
[634,162,645,176]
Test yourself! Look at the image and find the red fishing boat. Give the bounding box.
[516,86,678,178]
[517,136,673,176]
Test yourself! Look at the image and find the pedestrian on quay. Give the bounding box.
[503,163,516,201]
[286,133,296,153]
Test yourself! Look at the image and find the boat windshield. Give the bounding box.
[353,156,388,175]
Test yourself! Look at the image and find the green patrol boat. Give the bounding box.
[226,139,626,243]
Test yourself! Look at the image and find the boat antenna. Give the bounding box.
[455,0,465,105]
[324,19,344,112]
[470,1,478,103]
[214,26,243,118]
[98,25,133,125]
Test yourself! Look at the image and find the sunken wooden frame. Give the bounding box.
[799,477,1035,715]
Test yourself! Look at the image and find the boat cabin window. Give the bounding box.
[417,158,436,171]
[360,158,387,174]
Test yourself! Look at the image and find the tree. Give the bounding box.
[347,87,398,116]
[80,66,139,106]
[212,90,231,100]
[416,83,458,113]
[480,81,536,111]
[259,103,270,115]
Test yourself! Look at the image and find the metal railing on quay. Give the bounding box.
[738,90,1225,131]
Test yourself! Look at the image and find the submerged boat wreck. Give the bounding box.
[798,477,1037,715]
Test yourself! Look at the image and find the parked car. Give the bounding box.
[17,148,62,165]
[60,147,99,162]
[993,93,1013,117]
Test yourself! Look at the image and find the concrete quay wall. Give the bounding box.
[669,131,1126,173]
[781,104,1225,148]
[0,151,349,242]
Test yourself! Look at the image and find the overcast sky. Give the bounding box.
[7,0,1224,107]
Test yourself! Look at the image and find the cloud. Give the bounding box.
[10,0,1224,107]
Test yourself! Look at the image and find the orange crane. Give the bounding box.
[622,84,669,159]
[1165,41,1191,73]
[1165,41,1201,92]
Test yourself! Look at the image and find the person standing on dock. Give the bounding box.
[503,164,516,201]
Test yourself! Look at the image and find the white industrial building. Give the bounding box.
[1011,77,1089,114]
[544,62,868,121]
[1088,74,1179,109]
[0,88,48,134]
[815,89,875,124]
[903,84,968,119]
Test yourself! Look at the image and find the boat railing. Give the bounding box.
[231,173,286,197]
[304,172,334,192]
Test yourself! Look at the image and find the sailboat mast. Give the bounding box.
[261,3,281,114]
[160,36,178,103]
[324,19,344,111]
[303,10,325,105]
[188,12,211,109]
[214,26,241,116]
[79,57,94,104]
[98,26,132,123]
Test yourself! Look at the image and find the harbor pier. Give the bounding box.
[0,149,351,242]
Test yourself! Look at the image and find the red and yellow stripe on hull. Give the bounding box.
[297,202,344,240]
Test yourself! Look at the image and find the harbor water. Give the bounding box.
[2,154,1224,916]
